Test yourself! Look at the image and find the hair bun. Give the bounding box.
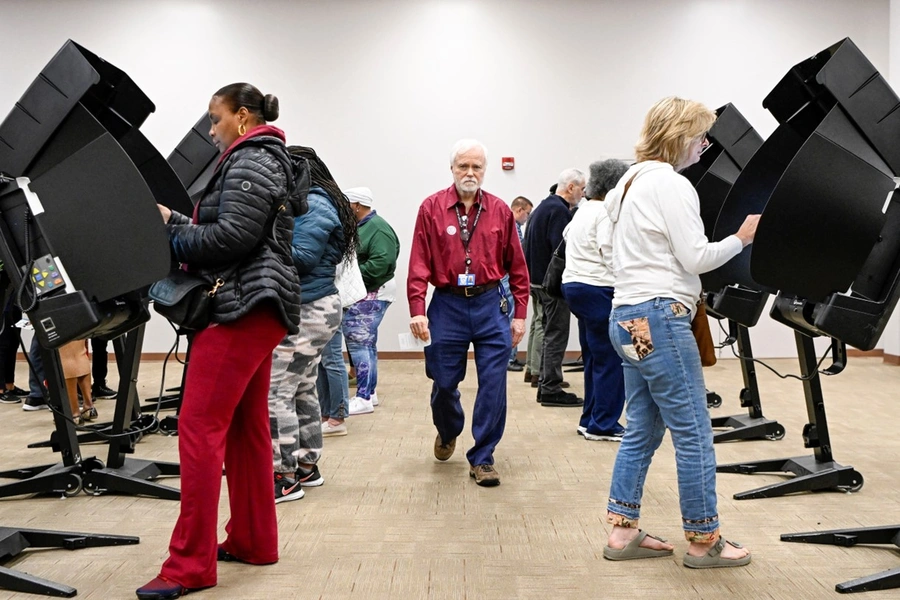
[262,94,279,122]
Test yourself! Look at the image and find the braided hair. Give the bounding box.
[286,145,359,263]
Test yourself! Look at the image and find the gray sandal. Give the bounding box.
[683,538,751,569]
[603,530,674,561]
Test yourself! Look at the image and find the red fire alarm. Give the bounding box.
[501,157,515,171]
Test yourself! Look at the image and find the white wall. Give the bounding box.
[881,0,900,359]
[0,0,890,355]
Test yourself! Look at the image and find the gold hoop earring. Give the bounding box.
[238,123,247,136]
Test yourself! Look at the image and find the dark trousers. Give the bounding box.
[0,306,22,384]
[563,282,625,434]
[539,289,571,394]
[160,305,286,588]
[28,336,44,398]
[90,338,109,386]
[424,287,510,466]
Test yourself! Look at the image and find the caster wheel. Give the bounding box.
[63,473,82,497]
[706,392,722,409]
[838,472,864,493]
[766,426,786,441]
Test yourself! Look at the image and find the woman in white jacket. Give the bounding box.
[561,159,629,441]
[602,97,759,568]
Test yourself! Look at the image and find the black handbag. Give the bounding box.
[149,267,233,331]
[542,239,567,298]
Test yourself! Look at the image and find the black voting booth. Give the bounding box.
[707,39,900,506]
[0,41,193,596]
[682,104,786,444]
[721,39,900,594]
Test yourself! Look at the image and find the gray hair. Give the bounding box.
[585,159,629,200]
[557,168,585,190]
[450,139,489,165]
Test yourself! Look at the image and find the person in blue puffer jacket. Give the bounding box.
[267,145,359,503]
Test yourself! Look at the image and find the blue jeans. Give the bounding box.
[342,296,390,400]
[500,275,517,363]
[425,288,510,466]
[317,328,349,419]
[562,283,624,435]
[606,297,719,542]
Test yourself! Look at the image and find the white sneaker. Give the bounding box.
[577,426,587,436]
[348,396,374,415]
[321,421,348,437]
[370,392,380,407]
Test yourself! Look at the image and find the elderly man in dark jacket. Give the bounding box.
[523,168,585,408]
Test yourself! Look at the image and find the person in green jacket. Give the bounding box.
[343,187,400,415]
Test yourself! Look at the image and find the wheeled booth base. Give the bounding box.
[710,320,786,444]
[84,458,181,500]
[781,525,900,593]
[717,330,863,499]
[716,454,863,499]
[0,526,139,597]
[711,413,785,443]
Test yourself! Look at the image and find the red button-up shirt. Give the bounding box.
[407,184,530,319]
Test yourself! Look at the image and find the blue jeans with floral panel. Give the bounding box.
[606,297,719,542]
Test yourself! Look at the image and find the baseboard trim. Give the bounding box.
[846,348,883,358]
[883,353,900,365]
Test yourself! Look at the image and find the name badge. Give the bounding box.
[457,273,475,287]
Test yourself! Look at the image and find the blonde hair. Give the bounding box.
[634,97,716,166]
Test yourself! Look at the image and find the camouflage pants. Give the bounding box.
[269,293,342,473]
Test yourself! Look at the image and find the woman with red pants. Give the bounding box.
[137,82,301,599]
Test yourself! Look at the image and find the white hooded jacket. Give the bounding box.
[605,161,743,318]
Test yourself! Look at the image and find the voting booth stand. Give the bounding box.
[0,40,203,595]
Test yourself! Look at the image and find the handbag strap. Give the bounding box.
[620,170,639,204]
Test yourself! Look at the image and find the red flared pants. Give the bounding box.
[159,304,286,588]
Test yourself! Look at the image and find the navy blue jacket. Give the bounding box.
[523,194,572,286]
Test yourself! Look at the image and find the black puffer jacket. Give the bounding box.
[167,135,301,334]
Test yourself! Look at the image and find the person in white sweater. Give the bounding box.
[602,97,759,568]
[561,159,629,441]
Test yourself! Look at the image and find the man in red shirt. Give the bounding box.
[408,139,529,487]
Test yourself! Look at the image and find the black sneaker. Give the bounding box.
[274,473,305,504]
[7,386,28,398]
[295,465,324,487]
[583,427,626,442]
[0,391,22,404]
[540,391,584,407]
[23,396,49,411]
[92,383,117,399]
[506,362,524,372]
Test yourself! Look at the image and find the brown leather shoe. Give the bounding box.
[561,380,570,388]
[469,464,501,487]
[434,435,456,461]
[523,369,532,382]
[530,375,539,387]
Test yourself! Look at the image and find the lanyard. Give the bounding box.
[454,192,483,273]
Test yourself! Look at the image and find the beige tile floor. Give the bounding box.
[0,356,899,599]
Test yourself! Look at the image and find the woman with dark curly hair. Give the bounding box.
[267,145,359,501]
[138,82,301,599]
